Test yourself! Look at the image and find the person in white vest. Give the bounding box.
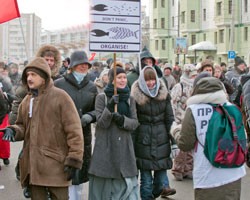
[171,76,246,200]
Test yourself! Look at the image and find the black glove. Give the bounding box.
[1,127,16,142]
[64,166,78,181]
[112,112,124,127]
[107,95,119,112]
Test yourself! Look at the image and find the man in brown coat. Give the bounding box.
[2,57,83,200]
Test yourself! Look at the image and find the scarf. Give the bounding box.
[104,83,130,117]
[138,66,160,98]
[72,71,87,84]
[187,90,228,106]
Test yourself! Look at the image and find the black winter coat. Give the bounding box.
[131,80,174,170]
[54,73,97,184]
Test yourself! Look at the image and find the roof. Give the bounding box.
[188,41,217,51]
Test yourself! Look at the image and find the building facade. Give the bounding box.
[40,25,89,58]
[149,0,250,66]
[0,13,41,63]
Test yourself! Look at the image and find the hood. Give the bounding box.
[36,45,61,77]
[192,77,224,96]
[140,46,156,65]
[22,57,51,87]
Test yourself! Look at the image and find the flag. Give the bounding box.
[0,0,20,24]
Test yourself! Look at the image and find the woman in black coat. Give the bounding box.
[131,66,176,200]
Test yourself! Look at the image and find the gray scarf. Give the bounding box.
[138,66,160,98]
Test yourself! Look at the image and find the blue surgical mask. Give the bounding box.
[72,71,86,84]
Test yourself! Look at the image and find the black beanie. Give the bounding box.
[234,56,245,67]
[26,67,48,81]
[108,67,126,83]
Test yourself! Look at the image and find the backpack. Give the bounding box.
[198,103,247,168]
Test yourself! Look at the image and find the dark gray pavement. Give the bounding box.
[1,142,250,200]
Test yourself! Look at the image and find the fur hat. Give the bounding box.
[183,64,197,78]
[108,67,126,83]
[163,63,172,71]
[200,59,213,71]
[35,45,61,77]
[111,61,124,69]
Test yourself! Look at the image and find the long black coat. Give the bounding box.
[131,80,174,170]
[54,73,97,184]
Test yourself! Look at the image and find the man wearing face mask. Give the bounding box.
[54,50,97,200]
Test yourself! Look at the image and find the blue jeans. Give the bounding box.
[140,170,169,200]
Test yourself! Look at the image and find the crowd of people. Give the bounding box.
[0,44,250,200]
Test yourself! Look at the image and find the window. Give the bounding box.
[191,34,196,45]
[214,32,218,44]
[162,39,166,50]
[229,0,232,14]
[203,33,206,41]
[172,16,175,27]
[203,9,206,21]
[161,0,165,8]
[172,38,175,48]
[219,29,224,43]
[181,11,185,23]
[191,10,195,22]
[245,0,248,12]
[155,40,159,50]
[244,27,248,41]
[172,0,174,6]
[217,2,222,16]
[161,18,165,29]
[154,0,157,8]
[153,19,157,29]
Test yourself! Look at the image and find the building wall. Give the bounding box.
[0,14,41,63]
[149,0,250,66]
[0,13,41,63]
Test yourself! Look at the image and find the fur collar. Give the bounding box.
[131,79,168,105]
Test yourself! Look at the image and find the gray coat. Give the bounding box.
[88,93,139,179]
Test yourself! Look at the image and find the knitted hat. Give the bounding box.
[22,57,51,86]
[108,67,126,83]
[25,68,48,80]
[192,77,224,95]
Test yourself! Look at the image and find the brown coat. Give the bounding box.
[10,57,83,188]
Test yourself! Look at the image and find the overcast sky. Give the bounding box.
[17,0,149,30]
